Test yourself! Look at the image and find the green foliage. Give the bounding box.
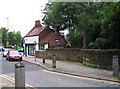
[42,2,120,49]
[89,43,95,49]
[0,28,8,46]
[42,2,78,30]
[83,62,97,68]
[0,28,22,49]
[96,38,108,49]
[67,29,83,48]
[93,2,120,49]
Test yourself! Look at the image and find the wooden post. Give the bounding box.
[113,55,119,77]
[52,55,56,68]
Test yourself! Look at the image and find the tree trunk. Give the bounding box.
[82,31,87,49]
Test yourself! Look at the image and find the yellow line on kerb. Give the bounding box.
[2,74,15,80]
[43,70,119,85]
[0,74,37,89]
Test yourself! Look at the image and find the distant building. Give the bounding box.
[23,20,67,56]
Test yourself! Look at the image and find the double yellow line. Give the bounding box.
[43,70,120,85]
[0,70,119,88]
[0,74,37,89]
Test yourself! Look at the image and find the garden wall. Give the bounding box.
[36,48,120,69]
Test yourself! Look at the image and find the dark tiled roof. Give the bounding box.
[40,33,58,43]
[25,26,46,37]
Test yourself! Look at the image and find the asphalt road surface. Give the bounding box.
[0,54,119,88]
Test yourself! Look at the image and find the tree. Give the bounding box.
[0,28,22,49]
[42,2,120,49]
[8,31,15,46]
[8,31,22,49]
[0,28,8,47]
[14,31,22,49]
[93,2,120,49]
[42,2,79,30]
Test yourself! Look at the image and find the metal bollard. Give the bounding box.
[113,55,119,77]
[52,55,56,68]
[15,63,25,89]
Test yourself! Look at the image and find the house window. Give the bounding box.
[55,38,61,45]
[39,44,44,50]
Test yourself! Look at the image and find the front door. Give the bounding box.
[28,45,35,56]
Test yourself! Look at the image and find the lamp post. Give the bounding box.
[6,18,9,46]
[6,18,9,29]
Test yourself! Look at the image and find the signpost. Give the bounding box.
[34,41,36,61]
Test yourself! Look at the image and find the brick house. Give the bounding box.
[23,20,67,56]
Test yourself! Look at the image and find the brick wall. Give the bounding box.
[36,48,120,69]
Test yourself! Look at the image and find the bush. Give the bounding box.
[77,56,83,63]
[94,38,109,49]
[89,42,95,49]
[83,62,97,68]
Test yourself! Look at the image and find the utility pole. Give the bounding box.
[6,18,9,46]
[6,18,9,29]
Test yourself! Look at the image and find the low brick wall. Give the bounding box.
[36,48,120,69]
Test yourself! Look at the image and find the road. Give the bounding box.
[0,54,119,87]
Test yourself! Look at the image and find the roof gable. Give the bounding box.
[25,26,46,37]
[40,33,56,43]
[40,32,67,44]
[24,20,49,37]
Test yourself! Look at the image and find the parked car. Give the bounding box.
[18,49,24,52]
[2,48,6,51]
[6,50,22,61]
[8,49,16,51]
[3,49,16,57]
[3,49,9,57]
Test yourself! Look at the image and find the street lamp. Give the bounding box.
[6,18,9,46]
[6,18,9,29]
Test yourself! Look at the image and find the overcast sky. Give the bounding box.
[0,0,48,37]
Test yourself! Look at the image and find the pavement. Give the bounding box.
[23,56,120,83]
[0,78,14,87]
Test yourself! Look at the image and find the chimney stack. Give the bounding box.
[35,20,42,27]
[55,24,60,34]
